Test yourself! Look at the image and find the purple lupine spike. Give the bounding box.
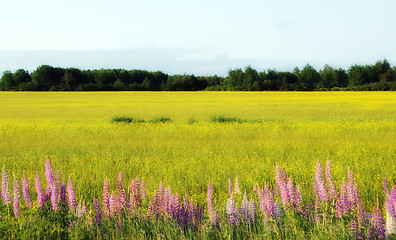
[60,184,67,203]
[226,194,239,226]
[93,198,102,224]
[315,162,329,202]
[234,176,241,194]
[164,187,172,215]
[141,178,146,201]
[350,219,358,238]
[263,184,274,218]
[45,158,54,187]
[158,182,164,213]
[45,185,51,202]
[241,192,249,223]
[248,198,257,224]
[1,169,11,204]
[77,201,86,218]
[171,193,180,219]
[372,205,386,239]
[340,180,350,215]
[51,184,59,211]
[228,178,232,196]
[116,196,123,215]
[189,199,196,223]
[134,177,141,207]
[207,180,216,225]
[385,187,396,226]
[274,203,281,224]
[13,179,21,218]
[117,173,127,211]
[109,193,116,217]
[22,177,33,208]
[347,168,356,208]
[287,178,296,206]
[103,178,110,217]
[325,160,338,201]
[295,186,303,212]
[279,178,290,208]
[147,190,158,218]
[35,174,44,208]
[67,179,76,210]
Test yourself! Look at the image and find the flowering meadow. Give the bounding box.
[0,91,395,238]
[0,158,395,239]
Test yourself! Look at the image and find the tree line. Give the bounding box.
[1,60,395,91]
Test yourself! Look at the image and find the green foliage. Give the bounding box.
[210,116,247,123]
[111,116,145,124]
[149,116,172,123]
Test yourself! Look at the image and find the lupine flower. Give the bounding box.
[130,178,142,212]
[35,174,45,208]
[234,177,241,194]
[325,160,338,201]
[207,180,216,225]
[147,190,158,218]
[109,193,116,217]
[117,173,127,210]
[60,184,67,203]
[51,184,59,211]
[248,198,257,224]
[315,162,329,202]
[67,179,76,210]
[13,179,21,218]
[164,187,172,215]
[226,194,239,226]
[171,194,181,219]
[1,169,11,204]
[93,198,102,224]
[385,186,396,236]
[45,185,51,202]
[274,203,281,224]
[103,179,110,217]
[45,158,54,187]
[22,177,33,208]
[241,192,249,222]
[295,186,303,212]
[372,205,386,239]
[228,178,232,196]
[350,219,358,238]
[287,178,296,206]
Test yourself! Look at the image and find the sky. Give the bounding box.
[1,0,396,76]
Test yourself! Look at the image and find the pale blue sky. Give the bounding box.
[1,0,395,76]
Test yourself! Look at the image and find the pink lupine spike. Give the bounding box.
[35,174,44,208]
[103,178,110,217]
[22,177,33,208]
[67,179,76,210]
[45,158,54,187]
[1,169,11,205]
[13,179,21,218]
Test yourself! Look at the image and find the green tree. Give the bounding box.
[225,68,244,90]
[298,64,320,90]
[0,71,14,90]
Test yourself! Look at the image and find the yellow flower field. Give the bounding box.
[0,91,395,208]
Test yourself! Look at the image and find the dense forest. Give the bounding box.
[1,60,395,91]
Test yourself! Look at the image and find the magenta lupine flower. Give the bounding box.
[234,177,241,194]
[60,184,67,203]
[117,173,127,211]
[1,169,11,204]
[228,178,232,196]
[248,198,257,224]
[35,174,44,208]
[67,179,76,210]
[347,168,356,208]
[45,185,51,202]
[226,194,239,226]
[109,193,116,217]
[129,178,141,211]
[241,192,249,222]
[116,196,123,214]
[51,184,58,211]
[295,186,303,212]
[262,184,275,218]
[45,158,54,187]
[103,179,110,217]
[93,198,102,224]
[325,160,338,201]
[207,180,216,225]
[147,190,158,218]
[22,177,33,208]
[385,186,396,219]
[164,187,172,215]
[315,162,329,202]
[287,178,296,206]
[13,179,21,218]
[141,178,146,201]
[339,180,350,215]
[372,205,386,239]
[350,219,358,238]
[171,194,180,219]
